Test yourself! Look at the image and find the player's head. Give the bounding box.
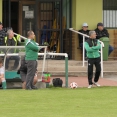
[0,22,3,30]
[97,22,104,31]
[7,29,14,39]
[89,31,96,39]
[27,31,35,40]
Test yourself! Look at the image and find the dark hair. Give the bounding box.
[97,22,103,27]
[27,30,34,37]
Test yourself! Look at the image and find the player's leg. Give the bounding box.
[1,77,7,89]
[25,60,37,89]
[20,71,27,89]
[33,75,38,85]
[88,58,94,85]
[94,57,101,86]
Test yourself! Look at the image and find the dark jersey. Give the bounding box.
[95,28,109,39]
[86,38,98,47]
[78,29,90,44]
[0,29,6,46]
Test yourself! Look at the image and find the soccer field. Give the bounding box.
[0,87,117,117]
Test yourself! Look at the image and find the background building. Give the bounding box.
[72,0,117,60]
[0,0,117,60]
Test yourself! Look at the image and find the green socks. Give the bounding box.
[2,80,7,89]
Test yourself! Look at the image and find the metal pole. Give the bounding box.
[60,0,63,53]
[99,40,104,78]
[14,33,27,40]
[69,28,89,38]
[40,47,47,80]
[69,0,72,59]
[100,42,103,78]
[65,56,68,87]
[8,0,11,27]
[35,0,38,43]
[83,35,85,67]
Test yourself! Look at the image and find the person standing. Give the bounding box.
[17,56,38,89]
[5,29,20,70]
[0,22,12,46]
[25,31,40,90]
[78,23,90,58]
[95,22,114,55]
[0,22,6,46]
[84,31,101,88]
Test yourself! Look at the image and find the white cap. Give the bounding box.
[82,23,88,27]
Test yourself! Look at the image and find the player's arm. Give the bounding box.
[27,42,39,51]
[84,42,95,52]
[92,41,101,50]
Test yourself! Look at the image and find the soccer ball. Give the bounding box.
[70,82,78,89]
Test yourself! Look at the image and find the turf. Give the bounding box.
[0,87,117,117]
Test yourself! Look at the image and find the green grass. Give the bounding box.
[0,87,117,117]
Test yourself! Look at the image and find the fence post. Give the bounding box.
[83,35,85,67]
[100,42,104,78]
[65,55,68,87]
